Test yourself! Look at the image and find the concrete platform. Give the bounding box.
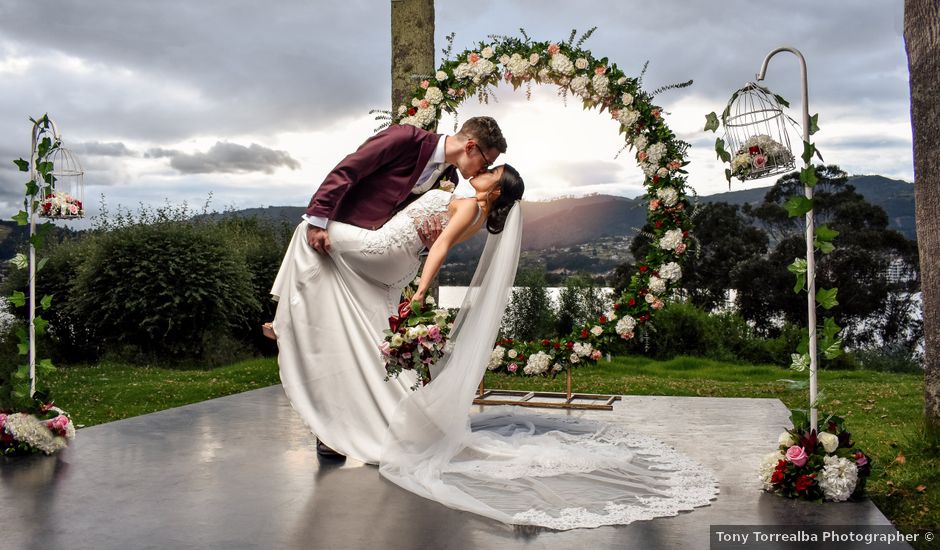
[1,386,905,550]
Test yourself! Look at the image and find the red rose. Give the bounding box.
[655,220,663,228]
[652,175,660,184]
[599,315,607,324]
[408,107,417,116]
[748,145,761,155]
[613,303,622,310]
[566,341,574,349]
[553,342,561,349]
[771,469,785,485]
[627,298,636,306]
[581,330,589,338]
[682,230,689,237]
[795,474,815,492]
[542,339,550,346]
[639,265,648,273]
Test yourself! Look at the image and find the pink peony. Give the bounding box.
[427,324,442,342]
[507,362,518,373]
[447,87,457,96]
[668,159,682,171]
[547,43,560,55]
[595,66,606,75]
[785,445,809,467]
[379,341,391,356]
[419,99,430,109]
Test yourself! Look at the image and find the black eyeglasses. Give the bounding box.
[474,144,492,168]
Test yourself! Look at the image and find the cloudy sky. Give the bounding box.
[0,0,911,223]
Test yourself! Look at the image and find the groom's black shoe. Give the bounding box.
[316,438,345,460]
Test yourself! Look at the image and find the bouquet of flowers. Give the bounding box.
[380,297,455,391]
[40,190,84,218]
[730,134,794,179]
[759,409,872,502]
[1,404,75,456]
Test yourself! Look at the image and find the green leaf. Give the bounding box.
[17,342,28,355]
[10,290,26,307]
[14,364,29,380]
[800,165,818,187]
[724,168,732,184]
[38,358,56,374]
[774,93,790,108]
[814,224,839,253]
[40,294,52,310]
[25,179,39,196]
[822,317,842,342]
[14,158,29,172]
[714,138,731,162]
[788,258,808,293]
[816,287,839,310]
[37,161,53,176]
[12,210,28,225]
[809,113,820,135]
[704,112,719,132]
[784,195,814,218]
[34,316,49,335]
[789,408,809,431]
[822,340,844,360]
[792,272,806,293]
[802,141,815,164]
[36,257,48,273]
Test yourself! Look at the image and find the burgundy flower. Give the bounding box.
[627,298,636,306]
[799,429,818,454]
[748,145,762,155]
[795,474,815,492]
[581,330,589,339]
[599,315,607,324]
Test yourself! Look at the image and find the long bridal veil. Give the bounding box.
[379,203,719,530]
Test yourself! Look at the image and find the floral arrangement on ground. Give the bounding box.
[759,409,871,501]
[380,28,694,378]
[1,404,75,456]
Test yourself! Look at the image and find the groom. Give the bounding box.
[303,116,507,254]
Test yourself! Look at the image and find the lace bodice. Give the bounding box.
[362,190,476,255]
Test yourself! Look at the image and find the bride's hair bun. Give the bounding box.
[487,164,524,234]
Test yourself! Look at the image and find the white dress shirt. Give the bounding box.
[304,135,450,229]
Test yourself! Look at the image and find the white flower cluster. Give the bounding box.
[424,86,444,105]
[659,262,682,281]
[615,316,636,339]
[648,275,666,294]
[487,346,506,371]
[435,70,448,81]
[504,53,532,78]
[618,108,639,127]
[550,53,575,76]
[3,413,75,454]
[647,142,668,165]
[523,351,552,375]
[819,455,859,502]
[758,451,785,490]
[655,186,678,207]
[400,107,437,128]
[658,228,684,251]
[573,342,594,358]
[42,191,82,217]
[569,75,591,98]
[454,58,497,84]
[0,297,15,339]
[591,73,609,97]
[633,134,648,152]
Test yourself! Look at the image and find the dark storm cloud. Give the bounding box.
[164,142,301,174]
[75,141,135,157]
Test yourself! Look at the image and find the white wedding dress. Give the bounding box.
[272,188,719,530]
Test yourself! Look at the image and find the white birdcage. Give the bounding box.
[41,145,85,219]
[722,82,797,181]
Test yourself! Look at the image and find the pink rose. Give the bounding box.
[595,66,606,75]
[504,70,513,82]
[785,445,809,467]
[0,413,7,429]
[649,199,661,211]
[668,160,682,171]
[651,109,661,119]
[468,52,480,63]
[447,88,457,96]
[427,324,442,342]
[507,363,518,373]
[652,299,665,310]
[675,243,687,254]
[420,80,430,89]
[547,43,560,55]
[69,204,79,215]
[638,151,648,162]
[752,154,767,170]
[591,350,602,360]
[402,352,412,360]
[378,341,391,356]
[419,99,430,109]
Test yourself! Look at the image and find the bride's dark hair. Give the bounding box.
[486,164,524,234]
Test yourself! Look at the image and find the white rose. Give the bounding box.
[649,276,666,294]
[529,53,540,65]
[552,363,564,373]
[435,70,448,82]
[481,46,494,59]
[390,333,404,347]
[778,431,796,447]
[575,57,589,70]
[507,349,518,359]
[605,310,617,321]
[569,353,580,364]
[499,54,510,64]
[621,92,634,106]
[590,326,603,337]
[818,432,840,453]
[645,293,657,305]
[657,167,669,178]
[656,186,679,207]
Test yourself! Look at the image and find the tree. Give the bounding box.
[501,269,556,341]
[904,0,940,435]
[391,0,435,111]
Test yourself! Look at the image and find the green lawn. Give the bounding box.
[46,355,936,543]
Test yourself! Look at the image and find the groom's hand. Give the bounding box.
[306,225,332,254]
[418,217,443,250]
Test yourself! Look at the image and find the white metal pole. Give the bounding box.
[756,47,817,432]
[28,120,40,398]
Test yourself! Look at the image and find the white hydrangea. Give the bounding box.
[573,342,594,357]
[505,53,531,77]
[550,53,575,75]
[436,70,448,81]
[616,316,636,338]
[819,455,859,502]
[414,106,437,127]
[656,186,679,207]
[523,351,552,375]
[659,262,682,281]
[590,325,604,337]
[818,432,840,453]
[4,413,70,455]
[397,105,407,116]
[569,75,591,97]
[471,59,496,83]
[621,92,634,106]
[481,46,494,59]
[642,162,658,178]
[732,153,751,171]
[537,68,550,81]
[488,346,506,371]
[618,108,639,127]
[647,142,668,164]
[575,57,589,70]
[658,228,684,251]
[758,451,785,490]
[424,86,443,105]
[649,276,666,294]
[454,62,472,80]
[0,298,15,339]
[591,73,609,96]
[633,135,648,152]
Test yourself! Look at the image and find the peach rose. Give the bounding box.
[547,43,560,55]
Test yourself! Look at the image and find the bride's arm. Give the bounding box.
[411,199,478,305]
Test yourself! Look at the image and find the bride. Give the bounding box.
[271,164,718,530]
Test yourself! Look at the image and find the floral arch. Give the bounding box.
[392,30,693,376]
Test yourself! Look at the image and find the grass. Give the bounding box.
[45,354,937,544]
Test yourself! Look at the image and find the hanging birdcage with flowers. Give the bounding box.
[722,82,797,181]
[40,145,84,219]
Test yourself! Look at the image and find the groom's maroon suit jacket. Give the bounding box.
[304,124,458,230]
